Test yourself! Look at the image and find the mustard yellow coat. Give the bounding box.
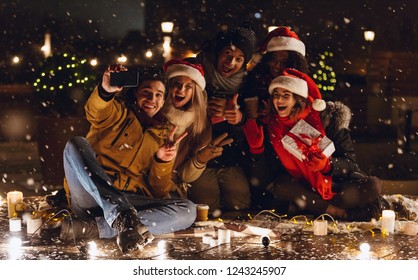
[83,87,173,198]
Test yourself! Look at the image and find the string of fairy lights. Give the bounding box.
[312,51,337,100]
[32,53,95,94]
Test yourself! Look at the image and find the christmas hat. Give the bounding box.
[163,58,206,90]
[259,26,306,56]
[268,68,326,111]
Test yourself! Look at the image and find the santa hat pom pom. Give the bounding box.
[312,99,326,111]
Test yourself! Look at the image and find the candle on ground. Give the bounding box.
[381,210,396,234]
[313,220,328,236]
[7,191,23,218]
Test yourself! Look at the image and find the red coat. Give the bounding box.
[268,106,335,200]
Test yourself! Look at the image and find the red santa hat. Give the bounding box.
[268,68,326,111]
[259,26,306,56]
[163,58,206,90]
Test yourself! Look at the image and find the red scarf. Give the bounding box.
[268,106,335,200]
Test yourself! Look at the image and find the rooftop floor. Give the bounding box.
[0,140,417,263]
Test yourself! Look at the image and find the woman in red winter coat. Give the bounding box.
[243,68,389,221]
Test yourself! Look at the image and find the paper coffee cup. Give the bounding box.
[209,97,227,117]
[244,97,259,119]
[196,204,209,222]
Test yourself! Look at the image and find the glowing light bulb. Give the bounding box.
[359,242,370,253]
[88,241,98,257]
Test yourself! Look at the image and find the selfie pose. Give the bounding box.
[60,66,196,254]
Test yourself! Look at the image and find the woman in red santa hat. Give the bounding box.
[243,68,389,221]
[162,58,233,198]
[242,26,309,122]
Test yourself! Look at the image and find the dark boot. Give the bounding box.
[346,196,385,222]
[46,188,68,208]
[59,216,99,241]
[113,209,154,254]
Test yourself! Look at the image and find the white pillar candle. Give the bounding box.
[27,217,43,235]
[9,217,22,232]
[403,222,418,236]
[217,229,231,244]
[7,191,23,218]
[202,234,213,245]
[313,220,328,236]
[381,210,396,234]
[210,238,219,247]
[21,212,33,225]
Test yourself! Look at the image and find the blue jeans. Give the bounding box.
[63,136,196,238]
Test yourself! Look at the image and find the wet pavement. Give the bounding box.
[0,141,418,260]
[0,194,417,260]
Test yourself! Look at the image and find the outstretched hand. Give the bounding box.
[242,119,264,154]
[196,132,234,164]
[156,126,188,162]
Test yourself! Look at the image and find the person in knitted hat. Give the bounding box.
[162,58,233,198]
[242,26,309,122]
[189,24,257,214]
[243,68,389,221]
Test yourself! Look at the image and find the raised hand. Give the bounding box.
[242,119,264,154]
[196,132,234,164]
[224,93,243,125]
[101,64,127,93]
[156,126,188,162]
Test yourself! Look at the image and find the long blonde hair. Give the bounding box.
[164,79,208,137]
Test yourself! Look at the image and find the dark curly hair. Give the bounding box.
[124,66,166,105]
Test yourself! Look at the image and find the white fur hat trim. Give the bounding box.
[266,36,306,56]
[165,64,206,90]
[268,75,308,98]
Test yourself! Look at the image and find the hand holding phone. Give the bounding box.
[109,70,139,87]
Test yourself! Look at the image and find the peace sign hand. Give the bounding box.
[196,132,234,164]
[156,126,188,162]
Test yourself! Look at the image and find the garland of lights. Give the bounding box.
[32,53,97,117]
[33,53,94,94]
[312,51,337,100]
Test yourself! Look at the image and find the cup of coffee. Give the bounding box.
[209,97,227,117]
[196,204,209,222]
[244,97,259,119]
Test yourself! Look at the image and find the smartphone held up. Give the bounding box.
[110,70,139,87]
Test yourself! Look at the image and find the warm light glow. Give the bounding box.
[12,56,20,64]
[163,36,172,62]
[364,30,375,42]
[161,21,174,33]
[7,237,23,260]
[268,26,278,33]
[117,55,127,64]
[157,240,166,250]
[89,58,98,66]
[145,49,153,58]
[156,240,167,260]
[88,241,99,257]
[183,50,197,58]
[41,32,52,58]
[359,242,370,253]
